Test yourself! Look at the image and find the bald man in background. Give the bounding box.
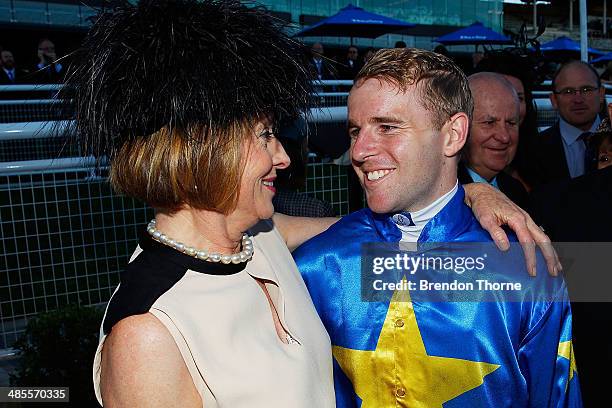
[459,72,530,210]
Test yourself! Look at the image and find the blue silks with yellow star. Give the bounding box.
[294,185,582,407]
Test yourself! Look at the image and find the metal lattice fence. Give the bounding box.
[0,99,73,124]
[0,161,349,349]
[536,108,559,129]
[305,161,349,216]
[309,92,349,108]
[0,137,76,162]
[0,169,153,348]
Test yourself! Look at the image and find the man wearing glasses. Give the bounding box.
[526,61,604,187]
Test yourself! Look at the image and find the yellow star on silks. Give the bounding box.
[333,280,500,408]
[558,340,577,388]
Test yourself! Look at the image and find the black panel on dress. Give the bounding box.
[102,230,247,334]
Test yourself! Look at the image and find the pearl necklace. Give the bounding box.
[147,219,253,264]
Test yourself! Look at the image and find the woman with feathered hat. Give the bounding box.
[65,1,336,406]
[63,1,560,406]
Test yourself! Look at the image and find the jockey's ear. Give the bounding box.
[442,112,469,158]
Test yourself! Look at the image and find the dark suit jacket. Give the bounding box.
[525,121,574,188]
[0,68,34,100]
[530,165,612,241]
[338,59,362,80]
[0,68,29,85]
[31,63,64,84]
[458,163,530,211]
[530,166,612,406]
[308,58,335,81]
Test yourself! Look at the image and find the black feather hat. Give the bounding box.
[62,0,312,158]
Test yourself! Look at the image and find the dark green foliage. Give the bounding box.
[10,305,104,407]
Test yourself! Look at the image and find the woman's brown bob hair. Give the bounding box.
[109,121,252,214]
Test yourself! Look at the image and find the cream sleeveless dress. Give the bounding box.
[93,220,335,407]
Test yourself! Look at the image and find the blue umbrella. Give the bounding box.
[592,52,612,63]
[294,4,414,40]
[435,22,512,45]
[539,36,604,56]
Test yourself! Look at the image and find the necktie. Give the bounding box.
[7,70,14,82]
[580,132,596,174]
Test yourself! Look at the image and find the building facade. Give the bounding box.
[262,0,505,49]
[0,0,505,51]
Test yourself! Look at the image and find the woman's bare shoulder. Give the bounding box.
[100,313,201,407]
